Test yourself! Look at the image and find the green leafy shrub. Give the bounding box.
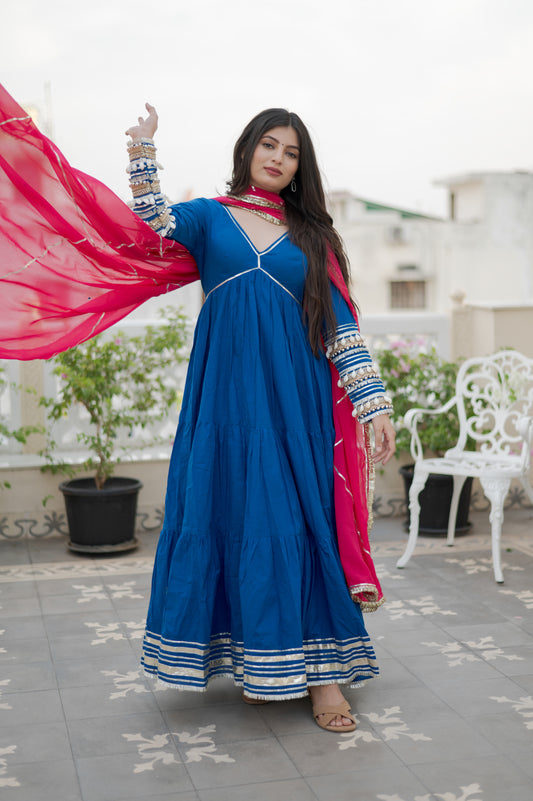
[375,338,464,458]
[40,307,190,489]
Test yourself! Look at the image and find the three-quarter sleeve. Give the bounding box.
[325,285,393,424]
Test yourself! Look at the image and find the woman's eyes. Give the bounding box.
[261,141,298,159]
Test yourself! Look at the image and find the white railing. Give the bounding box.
[1,312,448,464]
[0,318,192,464]
[362,312,450,358]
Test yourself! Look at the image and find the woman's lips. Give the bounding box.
[265,167,282,176]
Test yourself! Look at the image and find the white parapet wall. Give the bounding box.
[1,305,532,540]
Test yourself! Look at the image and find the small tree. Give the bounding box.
[40,307,190,489]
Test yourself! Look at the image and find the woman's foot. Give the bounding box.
[309,684,356,730]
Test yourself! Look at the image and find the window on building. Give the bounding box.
[390,280,427,309]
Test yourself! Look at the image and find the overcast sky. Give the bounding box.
[4,0,533,216]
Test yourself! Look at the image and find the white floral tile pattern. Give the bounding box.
[490,695,533,729]
[338,706,432,750]
[122,725,234,773]
[421,636,524,668]
[445,557,524,575]
[0,746,20,789]
[1,511,532,801]
[385,596,457,620]
[376,784,484,801]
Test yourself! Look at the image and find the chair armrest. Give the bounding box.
[517,415,533,470]
[404,396,458,462]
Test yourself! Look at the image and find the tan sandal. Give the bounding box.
[242,692,270,705]
[312,699,357,732]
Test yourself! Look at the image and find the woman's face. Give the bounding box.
[249,126,300,193]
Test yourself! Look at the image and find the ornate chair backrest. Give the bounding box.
[452,350,533,465]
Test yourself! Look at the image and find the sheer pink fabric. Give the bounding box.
[326,256,383,610]
[0,85,199,360]
[0,85,382,609]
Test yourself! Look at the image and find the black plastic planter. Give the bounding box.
[399,464,472,535]
[60,476,143,553]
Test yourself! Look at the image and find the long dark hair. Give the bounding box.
[227,108,353,356]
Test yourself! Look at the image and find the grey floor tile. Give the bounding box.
[76,752,194,801]
[67,711,169,757]
[396,650,505,685]
[0,614,46,640]
[429,675,528,717]
[0,635,51,664]
[36,578,94,597]
[40,592,115,615]
[364,656,422,690]
[198,778,319,801]
[48,629,137,662]
[349,684,453,724]
[254,696,317,736]
[411,753,533,801]
[368,618,448,654]
[486,644,533,675]
[509,748,533,780]
[54,651,142,688]
[60,679,159,720]
[1,689,64,726]
[43,610,121,638]
[468,710,533,756]
[181,737,300,790]
[0,595,42,617]
[1,513,532,801]
[154,679,242,712]
[0,541,31,565]
[1,758,82,801]
[382,715,498,765]
[308,764,430,801]
[512,672,533,692]
[0,659,57,692]
[0,720,72,764]
[438,620,533,647]
[164,699,272,743]
[114,795,199,801]
[278,730,404,777]
[0,580,39,600]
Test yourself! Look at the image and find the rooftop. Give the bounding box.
[1,509,533,801]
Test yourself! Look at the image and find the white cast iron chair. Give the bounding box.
[396,350,533,583]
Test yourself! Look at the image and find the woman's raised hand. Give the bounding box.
[125,103,158,142]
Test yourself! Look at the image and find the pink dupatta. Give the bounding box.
[0,85,382,610]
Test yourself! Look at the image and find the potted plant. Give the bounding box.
[374,338,473,534]
[39,307,190,553]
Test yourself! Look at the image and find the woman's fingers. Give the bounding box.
[125,103,158,140]
[372,415,396,465]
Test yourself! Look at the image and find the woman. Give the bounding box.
[125,104,395,732]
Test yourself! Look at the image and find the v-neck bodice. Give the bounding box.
[222,206,289,255]
[167,198,307,301]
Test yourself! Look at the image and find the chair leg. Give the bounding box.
[447,474,468,546]
[479,476,511,584]
[396,466,429,569]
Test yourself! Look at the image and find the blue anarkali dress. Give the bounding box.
[138,196,389,699]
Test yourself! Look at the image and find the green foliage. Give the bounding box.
[0,367,44,489]
[375,339,463,458]
[40,307,190,490]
